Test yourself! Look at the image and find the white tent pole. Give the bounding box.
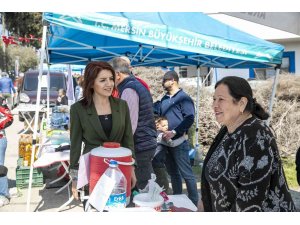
[195,66,201,161]
[267,67,280,126]
[26,25,47,212]
[47,65,50,122]
[67,64,75,105]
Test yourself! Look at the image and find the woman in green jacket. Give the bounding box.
[69,61,136,201]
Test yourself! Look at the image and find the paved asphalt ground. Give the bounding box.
[0,112,83,212]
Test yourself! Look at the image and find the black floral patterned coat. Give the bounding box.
[201,117,295,212]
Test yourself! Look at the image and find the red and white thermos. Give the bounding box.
[89,142,134,201]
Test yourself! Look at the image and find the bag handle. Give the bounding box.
[104,158,135,166]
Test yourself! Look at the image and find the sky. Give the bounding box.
[2,0,300,41]
[1,0,300,12]
[207,13,300,40]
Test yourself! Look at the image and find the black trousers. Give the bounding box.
[134,150,155,190]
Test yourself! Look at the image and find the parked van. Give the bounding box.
[17,70,67,121]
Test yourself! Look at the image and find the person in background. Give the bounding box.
[69,61,136,205]
[111,56,150,99]
[200,76,295,212]
[153,116,188,194]
[56,89,68,106]
[158,70,198,206]
[152,116,170,193]
[110,57,156,190]
[156,116,187,147]
[0,72,17,110]
[0,96,14,207]
[120,56,150,91]
[75,76,84,101]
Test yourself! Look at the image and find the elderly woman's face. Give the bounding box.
[212,84,241,127]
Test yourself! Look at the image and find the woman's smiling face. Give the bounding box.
[212,84,241,127]
[92,69,114,97]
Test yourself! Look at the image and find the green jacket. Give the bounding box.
[69,96,134,170]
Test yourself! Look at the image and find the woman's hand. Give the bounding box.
[131,166,137,188]
[71,180,79,200]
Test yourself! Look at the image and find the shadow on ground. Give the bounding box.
[34,183,82,212]
[33,164,82,212]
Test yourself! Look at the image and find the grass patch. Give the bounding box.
[192,164,202,182]
[191,158,298,189]
[282,157,298,189]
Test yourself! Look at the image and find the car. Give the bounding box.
[17,70,67,122]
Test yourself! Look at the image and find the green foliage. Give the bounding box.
[4,12,42,48]
[188,122,196,149]
[0,43,5,70]
[192,165,202,178]
[5,45,38,72]
[282,157,298,189]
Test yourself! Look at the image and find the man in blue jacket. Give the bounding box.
[0,73,16,110]
[158,70,198,206]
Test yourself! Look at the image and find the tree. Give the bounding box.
[4,12,43,48]
[0,43,5,70]
[6,45,38,73]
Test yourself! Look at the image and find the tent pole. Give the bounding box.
[26,25,47,212]
[195,66,201,163]
[47,65,50,123]
[267,66,280,126]
[67,64,75,105]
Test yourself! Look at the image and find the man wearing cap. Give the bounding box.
[110,57,157,190]
[158,70,198,206]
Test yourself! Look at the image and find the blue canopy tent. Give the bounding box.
[26,12,284,211]
[43,12,283,67]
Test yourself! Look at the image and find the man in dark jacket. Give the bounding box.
[158,70,198,206]
[110,57,157,190]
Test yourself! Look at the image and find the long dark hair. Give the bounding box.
[81,61,116,108]
[215,76,269,120]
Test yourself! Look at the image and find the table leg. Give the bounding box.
[21,112,34,134]
[49,169,67,185]
[55,178,72,194]
[56,196,74,212]
[56,161,75,212]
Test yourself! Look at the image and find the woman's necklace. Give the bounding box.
[93,96,111,118]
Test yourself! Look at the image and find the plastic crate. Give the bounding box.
[16,158,44,189]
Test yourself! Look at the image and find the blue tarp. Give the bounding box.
[43,12,284,68]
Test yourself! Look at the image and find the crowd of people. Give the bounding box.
[67,57,296,212]
[0,57,298,212]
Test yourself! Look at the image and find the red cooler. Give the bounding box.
[89,142,133,201]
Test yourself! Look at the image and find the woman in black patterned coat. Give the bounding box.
[200,76,295,212]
